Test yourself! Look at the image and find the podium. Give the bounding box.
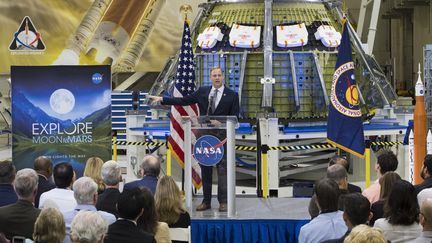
[182,116,238,217]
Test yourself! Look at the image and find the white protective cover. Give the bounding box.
[197,26,224,49]
[229,24,261,48]
[276,23,309,48]
[314,25,342,48]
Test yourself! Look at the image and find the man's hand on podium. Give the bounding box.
[209,119,222,127]
[147,95,163,103]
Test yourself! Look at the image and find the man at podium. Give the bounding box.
[148,67,239,212]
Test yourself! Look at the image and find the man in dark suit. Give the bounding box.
[0,168,41,240]
[415,154,432,194]
[123,155,160,194]
[104,188,156,243]
[0,160,17,207]
[96,160,121,218]
[33,156,55,208]
[328,156,362,193]
[149,67,240,212]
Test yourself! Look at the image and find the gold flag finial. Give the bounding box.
[180,4,193,22]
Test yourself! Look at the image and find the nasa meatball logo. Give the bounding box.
[9,16,45,53]
[193,135,225,166]
[92,73,103,84]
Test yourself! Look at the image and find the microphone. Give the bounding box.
[207,93,215,116]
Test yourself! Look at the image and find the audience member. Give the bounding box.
[415,155,432,194]
[96,160,121,218]
[70,211,107,243]
[155,176,191,228]
[343,224,386,243]
[329,156,362,193]
[39,162,76,212]
[309,164,349,218]
[407,198,432,243]
[138,187,171,243]
[363,150,398,204]
[34,156,55,208]
[33,207,65,243]
[104,188,156,243]
[322,193,371,243]
[299,178,347,243]
[370,172,401,226]
[0,160,17,207]
[63,177,115,243]
[84,157,105,194]
[124,155,160,194]
[0,168,40,239]
[374,180,422,242]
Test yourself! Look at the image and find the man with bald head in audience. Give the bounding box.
[34,156,55,208]
[309,164,349,218]
[123,155,160,194]
[0,160,17,207]
[408,198,432,242]
[329,156,361,193]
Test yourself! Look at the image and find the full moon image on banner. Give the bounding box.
[50,88,75,114]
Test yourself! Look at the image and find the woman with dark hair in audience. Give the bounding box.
[83,157,105,194]
[369,171,401,226]
[33,207,65,243]
[138,187,171,243]
[374,180,422,242]
[155,176,190,228]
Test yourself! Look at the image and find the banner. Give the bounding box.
[12,66,111,175]
[327,21,365,158]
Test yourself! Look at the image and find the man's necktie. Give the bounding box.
[211,89,218,113]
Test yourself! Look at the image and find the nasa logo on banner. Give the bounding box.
[193,135,225,166]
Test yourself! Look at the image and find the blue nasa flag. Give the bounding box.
[327,21,365,158]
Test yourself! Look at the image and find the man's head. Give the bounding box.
[421,155,432,180]
[73,177,98,205]
[315,178,340,213]
[0,160,15,184]
[101,160,121,187]
[210,67,224,89]
[34,156,53,178]
[70,211,107,243]
[329,156,350,172]
[327,164,348,189]
[14,168,38,201]
[140,155,160,178]
[420,198,432,230]
[342,193,371,229]
[117,188,145,221]
[375,150,398,176]
[53,162,74,188]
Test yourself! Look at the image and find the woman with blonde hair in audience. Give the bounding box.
[33,207,65,243]
[84,157,105,194]
[155,176,190,229]
[370,171,401,225]
[344,224,386,243]
[374,180,422,242]
[138,187,171,243]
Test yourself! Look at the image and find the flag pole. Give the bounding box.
[365,140,371,188]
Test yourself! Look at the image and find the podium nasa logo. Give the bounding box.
[193,135,225,166]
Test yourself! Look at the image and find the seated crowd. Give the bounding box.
[0,155,190,243]
[4,149,432,243]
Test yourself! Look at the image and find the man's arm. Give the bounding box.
[147,89,200,106]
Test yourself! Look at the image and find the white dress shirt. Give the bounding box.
[39,188,77,213]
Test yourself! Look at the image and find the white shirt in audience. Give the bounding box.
[407,231,432,243]
[39,188,77,213]
[298,210,347,243]
[374,218,422,243]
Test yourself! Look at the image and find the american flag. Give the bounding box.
[167,21,202,188]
